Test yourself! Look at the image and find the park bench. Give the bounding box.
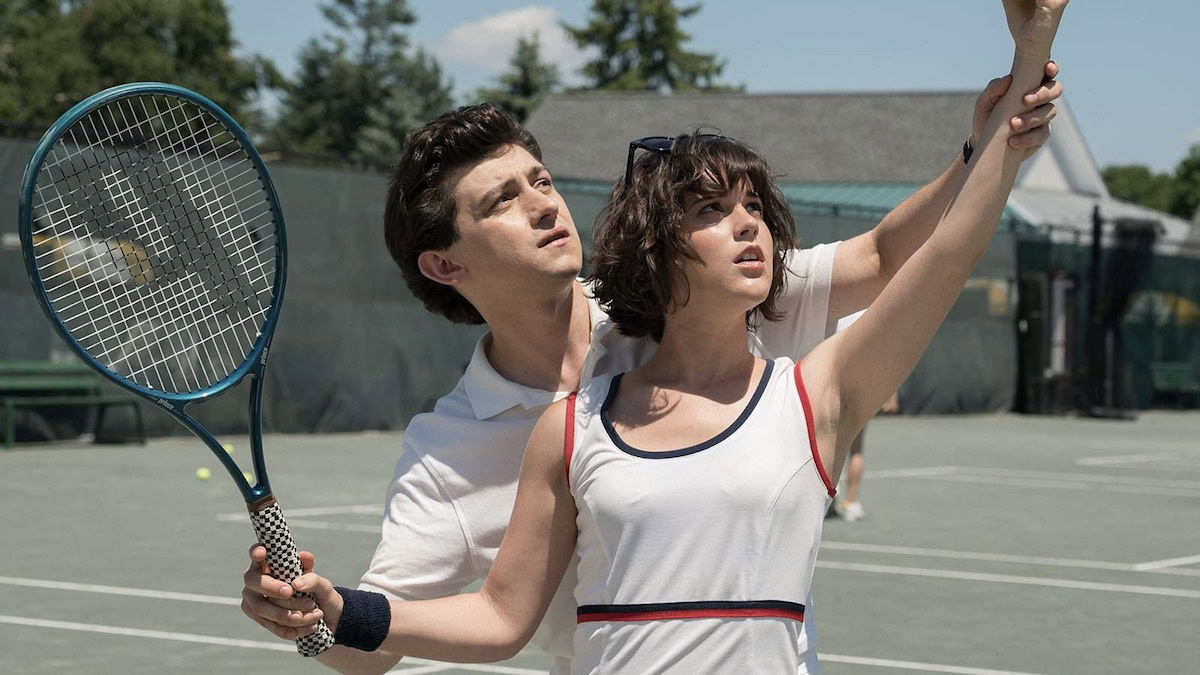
[0,361,146,449]
[1149,361,1200,408]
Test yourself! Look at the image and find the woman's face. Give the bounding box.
[675,177,775,317]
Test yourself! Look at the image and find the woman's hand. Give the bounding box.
[1001,0,1070,58]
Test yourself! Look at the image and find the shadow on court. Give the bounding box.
[2,412,1198,674]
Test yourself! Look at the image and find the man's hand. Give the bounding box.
[241,544,338,640]
[974,61,1061,160]
[1002,0,1070,58]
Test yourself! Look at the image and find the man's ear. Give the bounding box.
[417,250,466,286]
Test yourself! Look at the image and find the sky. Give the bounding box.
[225,0,1199,174]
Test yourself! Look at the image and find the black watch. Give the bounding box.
[962,137,975,165]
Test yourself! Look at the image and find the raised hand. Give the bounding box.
[975,61,1061,159]
[1001,0,1070,57]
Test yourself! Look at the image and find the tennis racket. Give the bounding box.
[18,82,334,656]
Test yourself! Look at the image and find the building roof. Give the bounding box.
[1008,187,1195,255]
[532,89,1197,255]
[527,90,982,184]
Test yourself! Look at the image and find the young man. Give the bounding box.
[241,65,1061,673]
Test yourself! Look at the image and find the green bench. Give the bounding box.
[0,361,146,449]
[1150,361,1200,407]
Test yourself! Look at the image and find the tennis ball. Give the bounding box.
[223,443,235,454]
[195,467,211,481]
[243,471,254,483]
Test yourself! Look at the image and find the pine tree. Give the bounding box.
[475,33,561,123]
[0,0,277,137]
[267,0,453,168]
[562,0,732,92]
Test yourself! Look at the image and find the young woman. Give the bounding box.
[291,2,1068,671]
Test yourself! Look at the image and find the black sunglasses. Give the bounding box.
[624,134,727,188]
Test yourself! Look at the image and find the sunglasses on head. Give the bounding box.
[624,134,727,189]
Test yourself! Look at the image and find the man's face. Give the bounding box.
[442,145,582,300]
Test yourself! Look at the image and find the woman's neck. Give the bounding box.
[636,311,756,390]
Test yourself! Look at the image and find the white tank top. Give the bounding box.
[564,357,836,674]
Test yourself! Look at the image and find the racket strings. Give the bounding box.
[37,99,259,390]
[31,93,278,394]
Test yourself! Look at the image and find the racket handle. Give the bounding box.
[248,500,337,657]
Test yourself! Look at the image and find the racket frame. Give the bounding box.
[17,82,287,505]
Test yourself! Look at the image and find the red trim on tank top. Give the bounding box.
[793,361,836,497]
[564,391,578,483]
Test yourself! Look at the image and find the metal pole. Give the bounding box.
[1088,205,1102,414]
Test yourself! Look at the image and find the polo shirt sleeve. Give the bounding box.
[755,242,840,360]
[358,441,478,600]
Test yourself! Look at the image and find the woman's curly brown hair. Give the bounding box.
[588,133,796,341]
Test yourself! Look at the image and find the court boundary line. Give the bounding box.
[0,615,540,674]
[820,653,1048,675]
[1075,452,1182,466]
[0,575,240,605]
[819,542,1200,578]
[1132,554,1200,571]
[0,614,1052,675]
[817,561,1200,599]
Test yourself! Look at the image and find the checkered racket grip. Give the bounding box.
[248,501,336,656]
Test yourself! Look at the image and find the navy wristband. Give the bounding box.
[332,587,391,652]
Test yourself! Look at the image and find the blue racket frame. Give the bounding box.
[17,82,287,505]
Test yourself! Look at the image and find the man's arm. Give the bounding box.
[827,61,1061,319]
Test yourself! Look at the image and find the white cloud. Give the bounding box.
[435,5,589,75]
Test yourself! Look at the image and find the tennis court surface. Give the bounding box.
[2,411,1198,674]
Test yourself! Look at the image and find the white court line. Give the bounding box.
[0,615,543,674]
[1076,452,1181,466]
[820,654,1047,675]
[926,474,1200,498]
[0,576,239,605]
[820,542,1200,579]
[218,504,382,533]
[821,542,1134,572]
[859,466,958,479]
[872,466,1200,497]
[218,515,380,533]
[969,467,1200,489]
[217,504,379,520]
[1133,554,1200,571]
[817,561,1200,599]
[0,614,1051,675]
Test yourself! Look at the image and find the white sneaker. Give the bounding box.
[839,500,865,522]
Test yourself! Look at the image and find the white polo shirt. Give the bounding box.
[359,243,839,673]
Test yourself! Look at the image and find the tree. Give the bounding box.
[0,0,278,137]
[1170,144,1200,221]
[1102,165,1182,216]
[1102,144,1200,221]
[562,0,733,92]
[267,0,453,168]
[475,33,560,123]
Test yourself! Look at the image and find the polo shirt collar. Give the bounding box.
[464,286,612,420]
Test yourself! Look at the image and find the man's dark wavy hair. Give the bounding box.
[383,103,542,324]
[588,133,796,342]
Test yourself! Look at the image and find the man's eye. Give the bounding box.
[747,201,764,212]
[699,202,721,214]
